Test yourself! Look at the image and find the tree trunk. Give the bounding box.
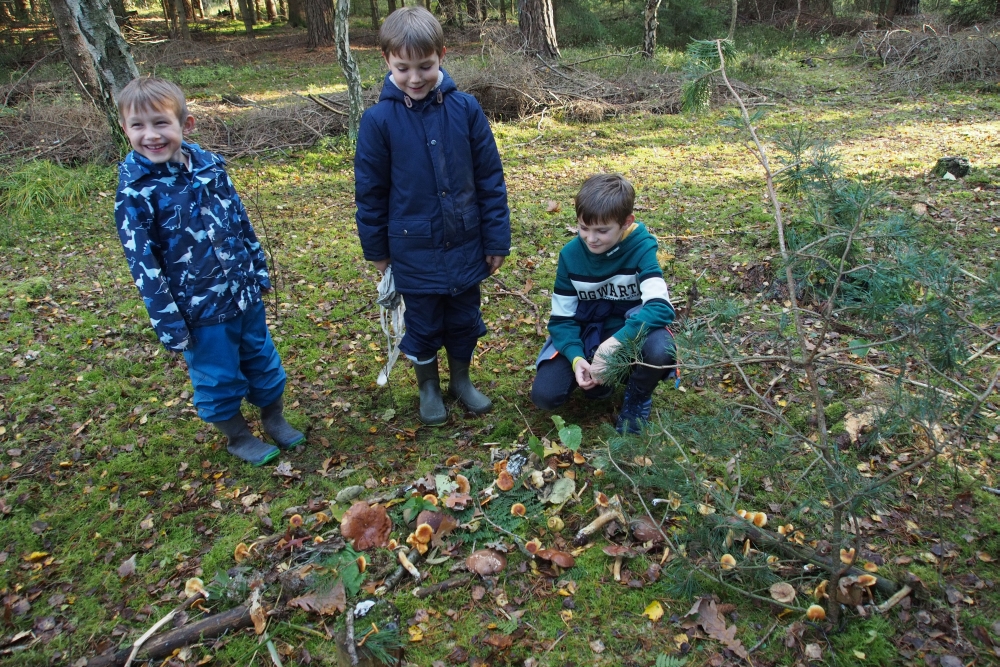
[264,0,276,19]
[306,0,335,47]
[728,0,736,40]
[499,0,505,23]
[228,0,236,18]
[236,0,254,33]
[174,0,190,38]
[335,0,364,141]
[466,0,478,21]
[193,0,204,19]
[254,0,263,21]
[442,0,456,23]
[517,0,558,58]
[47,0,138,149]
[109,0,125,22]
[386,0,395,14]
[287,0,304,25]
[642,0,660,58]
[368,0,379,28]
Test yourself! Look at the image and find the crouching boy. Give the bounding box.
[114,76,305,465]
[531,174,677,433]
[355,7,511,425]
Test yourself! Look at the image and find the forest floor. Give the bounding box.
[2,17,1000,667]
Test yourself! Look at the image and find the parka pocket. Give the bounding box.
[388,218,433,240]
[462,207,481,231]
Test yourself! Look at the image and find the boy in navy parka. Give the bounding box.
[114,77,305,465]
[355,7,512,425]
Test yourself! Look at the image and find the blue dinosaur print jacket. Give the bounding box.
[355,69,511,295]
[115,142,271,351]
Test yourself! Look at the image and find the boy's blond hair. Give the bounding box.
[379,6,444,58]
[575,173,635,227]
[117,76,188,122]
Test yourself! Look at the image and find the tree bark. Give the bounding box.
[47,0,139,146]
[728,0,736,40]
[466,0,478,21]
[518,0,559,58]
[306,0,335,47]
[173,0,190,39]
[264,0,277,19]
[228,0,236,19]
[499,0,505,23]
[287,0,304,26]
[386,0,395,14]
[236,0,255,34]
[441,0,457,23]
[642,0,661,58]
[368,0,379,28]
[335,0,364,141]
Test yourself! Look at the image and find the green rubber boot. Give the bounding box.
[413,357,447,426]
[447,355,492,414]
[213,413,280,466]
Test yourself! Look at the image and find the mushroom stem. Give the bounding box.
[613,556,623,582]
[398,549,422,581]
[573,495,627,546]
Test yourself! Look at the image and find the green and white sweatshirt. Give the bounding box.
[548,223,674,364]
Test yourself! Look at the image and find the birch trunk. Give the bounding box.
[335,0,364,141]
[47,0,138,147]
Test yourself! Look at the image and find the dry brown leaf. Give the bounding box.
[444,492,472,510]
[249,589,267,634]
[287,580,346,616]
[117,554,137,579]
[546,200,561,213]
[682,597,748,659]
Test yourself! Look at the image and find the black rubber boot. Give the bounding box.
[413,357,447,426]
[615,381,654,435]
[447,355,492,414]
[213,413,280,466]
[260,397,305,450]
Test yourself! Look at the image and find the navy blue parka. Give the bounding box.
[355,69,511,295]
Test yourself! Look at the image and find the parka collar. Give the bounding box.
[119,142,214,186]
[378,68,458,109]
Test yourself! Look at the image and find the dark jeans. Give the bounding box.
[531,327,675,411]
[399,285,487,362]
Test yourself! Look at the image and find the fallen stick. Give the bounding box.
[876,585,912,614]
[413,574,473,599]
[375,549,423,596]
[573,494,626,546]
[344,609,359,667]
[87,606,253,667]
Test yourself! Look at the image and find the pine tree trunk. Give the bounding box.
[306,0,335,47]
[255,0,263,21]
[728,0,736,40]
[517,0,558,58]
[335,0,364,141]
[264,0,276,19]
[173,0,190,38]
[109,0,125,22]
[499,0,505,23]
[278,0,286,18]
[287,0,304,25]
[236,0,254,34]
[386,0,395,14]
[368,0,379,28]
[642,0,660,58]
[466,0,478,21]
[228,0,236,19]
[47,0,138,148]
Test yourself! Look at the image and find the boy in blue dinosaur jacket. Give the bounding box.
[114,76,305,466]
[355,7,511,425]
[531,174,677,433]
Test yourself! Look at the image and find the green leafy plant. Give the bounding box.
[552,415,582,451]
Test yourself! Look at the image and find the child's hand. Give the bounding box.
[373,259,390,274]
[485,255,505,274]
[589,337,622,382]
[574,358,599,390]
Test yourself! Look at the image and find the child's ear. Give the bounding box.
[623,214,636,227]
[440,46,447,61]
[182,113,196,133]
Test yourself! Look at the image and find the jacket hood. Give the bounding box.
[377,68,458,108]
[119,142,217,186]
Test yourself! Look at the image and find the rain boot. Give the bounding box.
[414,357,447,426]
[447,355,492,414]
[213,413,280,466]
[261,397,305,450]
[615,380,654,435]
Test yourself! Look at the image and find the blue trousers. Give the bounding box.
[183,300,286,423]
[399,285,487,362]
[531,327,676,411]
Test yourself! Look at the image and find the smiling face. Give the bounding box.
[121,104,194,164]
[384,47,445,101]
[578,215,634,255]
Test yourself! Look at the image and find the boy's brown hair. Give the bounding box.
[117,76,188,122]
[575,173,635,227]
[379,6,445,58]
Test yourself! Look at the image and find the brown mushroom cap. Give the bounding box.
[511,503,527,517]
[603,545,639,558]
[806,604,826,621]
[414,523,434,544]
[525,538,542,555]
[629,516,664,543]
[496,471,515,492]
[454,474,471,494]
[415,510,445,533]
[466,549,507,575]
[536,549,576,568]
[340,502,393,551]
[289,514,304,528]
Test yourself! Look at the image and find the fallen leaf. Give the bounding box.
[249,589,267,635]
[546,200,561,213]
[408,626,424,642]
[287,580,347,616]
[642,600,664,622]
[805,643,822,660]
[117,554,137,579]
[443,493,472,510]
[546,477,576,505]
[682,597,748,659]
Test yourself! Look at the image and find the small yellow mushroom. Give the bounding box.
[525,538,542,555]
[454,474,471,494]
[423,494,439,506]
[234,542,250,564]
[356,555,367,573]
[289,514,303,528]
[857,574,878,588]
[414,523,434,544]
[547,516,565,531]
[814,580,829,600]
[806,604,826,621]
[511,503,527,517]
[720,554,737,570]
[840,547,856,565]
[736,509,748,519]
[752,512,768,528]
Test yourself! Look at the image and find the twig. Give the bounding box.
[413,573,473,599]
[982,486,1000,497]
[876,585,912,613]
[122,593,204,667]
[748,620,780,654]
[490,275,543,336]
[344,609,359,667]
[375,548,423,595]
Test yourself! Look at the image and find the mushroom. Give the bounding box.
[603,545,639,581]
[573,452,586,465]
[839,547,856,565]
[415,510,445,533]
[185,577,206,598]
[629,516,664,544]
[547,516,565,532]
[356,555,367,574]
[340,502,393,551]
[814,580,829,600]
[720,554,736,570]
[573,493,627,546]
[234,542,251,564]
[856,574,878,588]
[511,503,527,517]
[777,523,794,536]
[466,549,507,576]
[454,474,471,494]
[406,523,434,555]
[496,471,515,492]
[806,604,826,621]
[536,549,575,569]
[769,582,797,604]
[525,538,542,555]
[752,512,768,528]
[422,494,439,506]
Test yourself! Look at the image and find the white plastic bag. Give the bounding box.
[376,266,405,386]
